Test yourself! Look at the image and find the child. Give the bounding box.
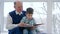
[20,7,36,34]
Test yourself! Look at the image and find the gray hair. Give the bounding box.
[14,1,22,6]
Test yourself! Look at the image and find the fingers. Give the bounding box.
[18,23,25,27]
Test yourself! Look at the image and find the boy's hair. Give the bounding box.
[26,7,34,14]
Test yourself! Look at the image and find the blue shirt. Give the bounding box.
[21,16,36,26]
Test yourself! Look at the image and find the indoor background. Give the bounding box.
[0,0,60,34]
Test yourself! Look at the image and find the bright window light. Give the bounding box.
[4,2,47,32]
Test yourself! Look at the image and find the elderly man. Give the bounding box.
[6,1,26,34]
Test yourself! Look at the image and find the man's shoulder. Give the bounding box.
[9,10,16,16]
[22,11,26,14]
[22,11,26,16]
[22,11,26,12]
[9,10,15,14]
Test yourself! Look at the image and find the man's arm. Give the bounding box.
[6,14,28,30]
[6,14,19,30]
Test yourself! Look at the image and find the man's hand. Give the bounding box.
[18,23,25,27]
[18,23,30,27]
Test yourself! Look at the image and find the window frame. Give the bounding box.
[0,0,60,34]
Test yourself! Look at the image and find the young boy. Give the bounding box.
[20,7,36,34]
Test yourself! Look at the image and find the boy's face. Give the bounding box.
[26,14,33,20]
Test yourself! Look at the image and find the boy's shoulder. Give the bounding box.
[22,16,35,21]
[32,17,35,20]
[22,16,27,19]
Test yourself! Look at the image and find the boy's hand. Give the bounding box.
[30,26,36,30]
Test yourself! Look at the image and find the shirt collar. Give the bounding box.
[26,16,33,20]
[15,11,22,15]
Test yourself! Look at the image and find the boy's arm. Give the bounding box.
[20,17,33,27]
[19,17,27,27]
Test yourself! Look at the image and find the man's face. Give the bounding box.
[26,14,33,20]
[14,2,23,13]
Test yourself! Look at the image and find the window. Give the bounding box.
[4,2,47,33]
[52,2,60,34]
[4,2,14,31]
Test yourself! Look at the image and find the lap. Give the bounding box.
[8,27,24,34]
[23,29,36,34]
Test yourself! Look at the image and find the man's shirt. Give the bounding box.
[6,11,23,30]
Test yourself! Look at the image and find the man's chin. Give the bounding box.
[18,11,22,13]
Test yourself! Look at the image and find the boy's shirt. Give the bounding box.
[21,16,36,27]
[21,16,39,32]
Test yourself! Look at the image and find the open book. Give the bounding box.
[33,24,43,26]
[23,24,43,27]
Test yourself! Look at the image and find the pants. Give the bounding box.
[8,27,24,34]
[23,29,36,34]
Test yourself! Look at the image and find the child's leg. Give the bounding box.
[31,29,36,34]
[23,29,28,34]
[28,29,36,34]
